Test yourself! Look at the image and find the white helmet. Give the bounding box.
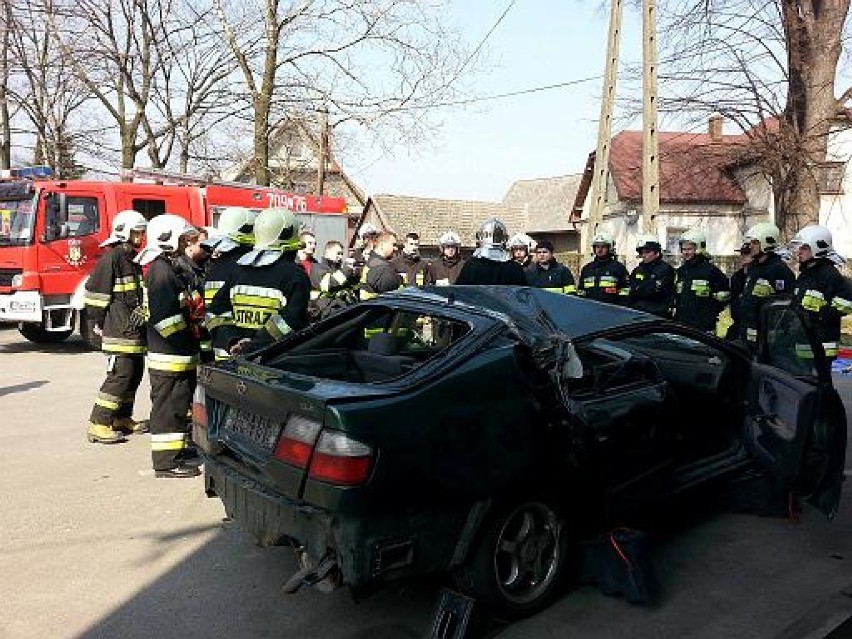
[744,222,780,253]
[635,233,662,254]
[507,233,532,251]
[789,224,844,263]
[204,206,257,252]
[679,228,708,255]
[438,230,461,246]
[99,210,147,247]
[591,231,615,252]
[358,222,379,239]
[134,214,197,265]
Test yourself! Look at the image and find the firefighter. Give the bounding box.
[456,218,527,285]
[672,228,730,332]
[354,223,380,299]
[577,232,629,304]
[424,231,465,285]
[738,222,795,349]
[84,210,148,444]
[173,228,212,360]
[788,225,852,365]
[135,214,203,478]
[726,243,753,340]
[361,231,403,298]
[391,232,428,287]
[209,207,311,357]
[201,207,257,361]
[309,240,359,320]
[525,240,576,294]
[628,233,675,317]
[507,233,534,269]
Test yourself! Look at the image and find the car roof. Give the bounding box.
[396,286,659,340]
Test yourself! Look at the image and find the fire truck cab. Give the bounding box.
[0,168,349,347]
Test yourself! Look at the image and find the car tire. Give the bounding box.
[18,321,73,344]
[454,499,567,619]
[78,309,102,351]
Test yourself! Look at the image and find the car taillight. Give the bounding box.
[274,415,321,468]
[308,431,373,487]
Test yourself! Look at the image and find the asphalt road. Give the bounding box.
[2,327,852,639]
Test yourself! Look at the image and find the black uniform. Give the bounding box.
[145,255,202,471]
[456,257,527,285]
[309,259,359,320]
[577,256,629,304]
[628,256,675,317]
[203,245,251,361]
[726,265,748,340]
[84,243,146,431]
[175,254,210,360]
[792,258,852,361]
[208,253,311,355]
[672,254,730,332]
[361,253,403,298]
[423,254,465,286]
[390,253,428,287]
[739,252,795,347]
[524,259,576,294]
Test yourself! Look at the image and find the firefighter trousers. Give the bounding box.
[149,371,196,471]
[89,354,145,427]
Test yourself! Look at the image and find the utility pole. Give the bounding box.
[316,108,329,196]
[641,0,660,235]
[585,0,624,254]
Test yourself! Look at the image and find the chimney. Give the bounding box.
[708,114,723,142]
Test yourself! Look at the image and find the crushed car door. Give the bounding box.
[743,300,847,518]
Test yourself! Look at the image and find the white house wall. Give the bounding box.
[820,126,852,258]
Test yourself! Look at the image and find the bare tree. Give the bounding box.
[0,1,15,169]
[637,0,851,238]
[214,0,469,186]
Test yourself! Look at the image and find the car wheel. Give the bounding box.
[455,500,567,619]
[18,322,73,343]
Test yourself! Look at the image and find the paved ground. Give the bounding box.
[2,325,852,639]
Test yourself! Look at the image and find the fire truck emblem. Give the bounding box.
[66,239,86,266]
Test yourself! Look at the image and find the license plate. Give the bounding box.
[222,409,282,451]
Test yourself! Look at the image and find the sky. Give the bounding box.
[351,0,646,203]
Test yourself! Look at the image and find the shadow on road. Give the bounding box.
[0,336,92,355]
[0,380,48,397]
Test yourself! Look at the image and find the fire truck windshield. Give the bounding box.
[0,197,36,246]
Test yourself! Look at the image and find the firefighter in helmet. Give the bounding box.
[208,207,311,357]
[507,233,534,269]
[84,210,148,444]
[672,228,730,332]
[788,225,852,366]
[424,231,466,285]
[201,206,257,361]
[456,218,527,285]
[628,233,675,317]
[136,214,204,478]
[738,222,795,350]
[577,231,629,304]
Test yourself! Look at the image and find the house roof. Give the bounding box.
[358,194,528,247]
[501,174,583,232]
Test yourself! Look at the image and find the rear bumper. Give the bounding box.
[204,455,471,590]
[0,290,41,322]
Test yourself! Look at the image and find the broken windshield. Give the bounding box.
[0,196,36,246]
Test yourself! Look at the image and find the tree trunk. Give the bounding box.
[120,128,137,179]
[253,95,271,186]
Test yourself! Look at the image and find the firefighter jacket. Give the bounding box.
[83,243,146,355]
[525,259,577,294]
[792,259,852,359]
[577,256,629,304]
[208,255,311,354]
[672,255,730,332]
[456,257,528,285]
[739,252,795,344]
[361,254,403,298]
[203,246,250,360]
[391,253,428,287]
[628,257,675,317]
[309,259,359,319]
[144,255,201,375]
[423,254,465,285]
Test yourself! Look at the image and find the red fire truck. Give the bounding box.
[0,167,350,347]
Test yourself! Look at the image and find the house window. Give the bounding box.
[665,227,687,255]
[817,162,845,195]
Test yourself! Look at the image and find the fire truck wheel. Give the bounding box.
[18,322,73,344]
[79,310,102,351]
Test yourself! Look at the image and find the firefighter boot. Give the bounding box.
[86,423,127,444]
[113,417,150,435]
